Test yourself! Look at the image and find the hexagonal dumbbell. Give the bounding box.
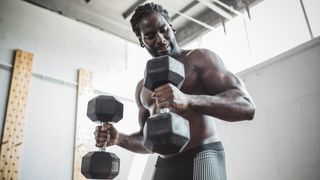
[81,95,123,179]
[143,55,190,155]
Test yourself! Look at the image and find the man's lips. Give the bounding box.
[157,45,170,53]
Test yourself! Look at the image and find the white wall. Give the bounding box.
[303,0,320,37]
[0,66,11,133]
[0,0,150,179]
[224,36,320,180]
[199,0,320,73]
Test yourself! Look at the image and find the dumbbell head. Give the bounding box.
[144,55,185,91]
[87,95,123,123]
[81,151,120,179]
[143,112,190,155]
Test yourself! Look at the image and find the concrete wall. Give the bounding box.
[0,0,150,179]
[227,37,320,180]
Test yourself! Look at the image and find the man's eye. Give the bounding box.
[145,34,155,40]
[159,27,168,33]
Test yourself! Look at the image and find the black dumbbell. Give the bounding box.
[143,55,190,155]
[81,95,123,179]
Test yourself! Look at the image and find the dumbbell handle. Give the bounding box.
[99,122,113,152]
[160,108,169,113]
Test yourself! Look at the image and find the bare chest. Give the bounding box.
[140,63,203,112]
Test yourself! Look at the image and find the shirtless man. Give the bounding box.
[95,3,256,180]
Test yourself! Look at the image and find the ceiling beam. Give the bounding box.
[165,5,215,31]
[212,0,242,16]
[197,0,233,20]
[122,0,148,19]
[176,8,220,46]
[171,0,199,21]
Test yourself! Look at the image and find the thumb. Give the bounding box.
[101,123,110,131]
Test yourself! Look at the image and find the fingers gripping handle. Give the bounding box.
[99,122,113,152]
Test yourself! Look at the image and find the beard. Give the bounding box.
[147,38,180,58]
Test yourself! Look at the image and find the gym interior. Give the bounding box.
[0,0,319,179]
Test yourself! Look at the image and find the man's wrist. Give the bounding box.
[116,133,126,146]
[185,94,195,111]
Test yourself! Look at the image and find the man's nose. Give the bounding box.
[155,32,166,45]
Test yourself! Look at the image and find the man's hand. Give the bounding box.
[152,83,189,112]
[94,124,119,148]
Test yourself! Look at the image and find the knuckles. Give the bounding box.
[94,125,117,148]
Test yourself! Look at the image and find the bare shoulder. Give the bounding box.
[185,48,226,73]
[185,48,244,94]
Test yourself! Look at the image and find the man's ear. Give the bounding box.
[170,24,176,33]
[139,38,145,48]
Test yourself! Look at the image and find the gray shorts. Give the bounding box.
[152,142,227,180]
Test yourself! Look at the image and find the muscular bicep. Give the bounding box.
[202,67,242,94]
[135,80,150,131]
[138,106,150,129]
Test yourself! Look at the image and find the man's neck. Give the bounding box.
[171,48,183,59]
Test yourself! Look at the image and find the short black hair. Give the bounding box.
[130,2,171,37]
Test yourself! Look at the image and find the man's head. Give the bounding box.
[130,3,180,57]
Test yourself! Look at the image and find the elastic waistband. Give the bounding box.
[156,142,224,165]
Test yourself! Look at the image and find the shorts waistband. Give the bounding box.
[156,142,224,165]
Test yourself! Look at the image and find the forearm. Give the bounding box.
[187,89,255,121]
[117,132,152,154]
